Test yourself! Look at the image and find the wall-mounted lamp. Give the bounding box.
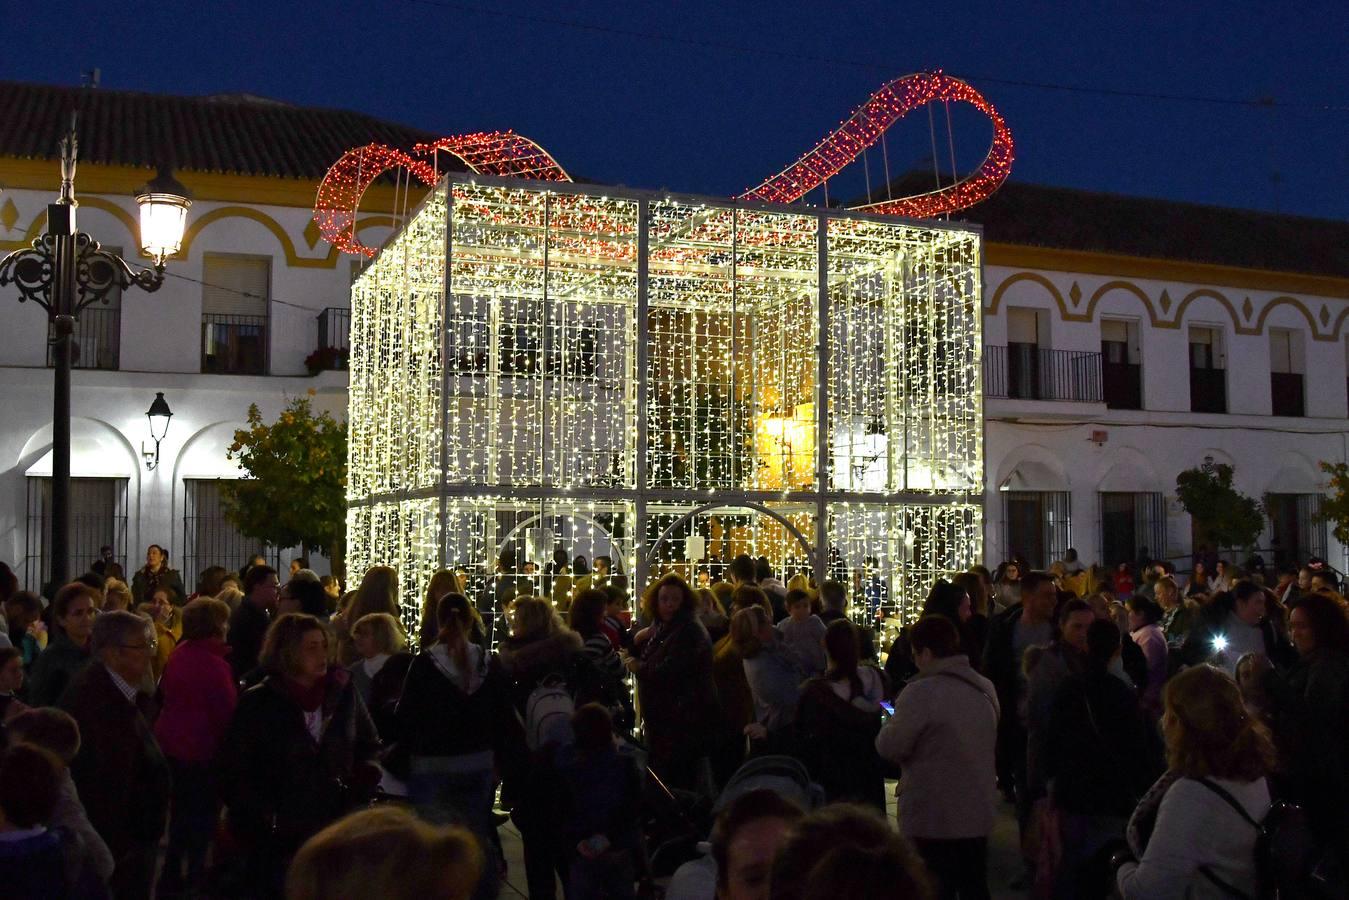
[142,392,173,470]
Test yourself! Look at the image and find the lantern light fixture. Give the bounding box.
[142,391,173,471]
[134,168,192,264]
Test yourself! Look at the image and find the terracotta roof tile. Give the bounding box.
[0,81,459,180]
[866,174,1349,280]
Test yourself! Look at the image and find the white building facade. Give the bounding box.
[976,184,1349,572]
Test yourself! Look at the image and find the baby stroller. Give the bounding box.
[646,755,825,897]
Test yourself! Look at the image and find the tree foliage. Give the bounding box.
[1317,461,1349,546]
[223,393,347,560]
[1175,462,1264,551]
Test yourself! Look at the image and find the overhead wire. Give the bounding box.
[399,0,1349,113]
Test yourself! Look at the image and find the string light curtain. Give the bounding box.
[346,176,983,634]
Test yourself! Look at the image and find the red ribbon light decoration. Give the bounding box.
[313,73,1012,256]
[741,71,1014,216]
[314,132,572,257]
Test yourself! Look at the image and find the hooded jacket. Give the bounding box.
[876,655,999,839]
[394,644,521,764]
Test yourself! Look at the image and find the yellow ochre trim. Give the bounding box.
[989,271,1346,342]
[0,198,398,269]
[987,243,1349,301]
[0,157,414,210]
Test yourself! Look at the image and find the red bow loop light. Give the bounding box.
[313,72,1013,256]
[313,132,572,258]
[741,71,1015,217]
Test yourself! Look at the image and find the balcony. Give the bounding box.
[984,344,1102,402]
[48,306,120,370]
[1102,360,1142,410]
[308,307,351,374]
[1190,367,1227,413]
[202,314,267,375]
[1271,371,1305,417]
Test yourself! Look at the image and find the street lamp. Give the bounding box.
[0,113,190,587]
[142,392,173,471]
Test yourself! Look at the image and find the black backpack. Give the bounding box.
[1196,778,1344,900]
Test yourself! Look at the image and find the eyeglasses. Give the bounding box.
[119,641,158,652]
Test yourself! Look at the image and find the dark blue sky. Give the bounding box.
[8,1,1348,219]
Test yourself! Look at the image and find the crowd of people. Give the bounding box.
[0,544,1344,899]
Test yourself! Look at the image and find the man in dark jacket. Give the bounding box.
[1179,580,1294,674]
[228,565,278,680]
[61,610,171,900]
[982,571,1057,835]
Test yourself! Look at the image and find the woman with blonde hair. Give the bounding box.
[136,589,179,681]
[287,805,482,900]
[348,612,412,740]
[732,604,807,755]
[334,566,400,664]
[1114,665,1277,898]
[102,578,133,612]
[215,584,244,612]
[496,595,583,899]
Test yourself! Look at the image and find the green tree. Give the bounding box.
[1317,461,1349,545]
[1175,461,1264,551]
[223,393,348,568]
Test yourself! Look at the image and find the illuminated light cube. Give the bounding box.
[346,176,983,633]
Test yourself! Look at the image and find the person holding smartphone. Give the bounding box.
[876,615,1000,900]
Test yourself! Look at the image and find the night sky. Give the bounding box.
[8,1,1348,220]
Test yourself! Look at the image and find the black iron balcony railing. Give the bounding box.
[1271,371,1305,417]
[316,307,351,353]
[47,306,119,370]
[984,344,1103,402]
[1190,367,1227,414]
[202,314,267,375]
[310,307,351,373]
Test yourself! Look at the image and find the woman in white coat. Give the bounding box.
[875,614,1000,900]
[1113,665,1275,899]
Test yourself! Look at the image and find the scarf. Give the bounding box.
[283,672,330,712]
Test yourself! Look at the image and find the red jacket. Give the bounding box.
[154,637,238,762]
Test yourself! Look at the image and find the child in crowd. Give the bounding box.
[558,703,644,899]
[1113,563,1136,603]
[601,586,632,650]
[0,647,29,726]
[776,589,827,676]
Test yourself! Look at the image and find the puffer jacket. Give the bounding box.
[876,655,1000,839]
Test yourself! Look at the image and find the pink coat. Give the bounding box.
[154,637,238,762]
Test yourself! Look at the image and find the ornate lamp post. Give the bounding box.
[0,114,191,587]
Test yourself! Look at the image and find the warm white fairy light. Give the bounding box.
[347,178,982,628]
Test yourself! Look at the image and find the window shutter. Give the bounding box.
[202,256,269,317]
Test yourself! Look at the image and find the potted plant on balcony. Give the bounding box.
[304,345,349,375]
